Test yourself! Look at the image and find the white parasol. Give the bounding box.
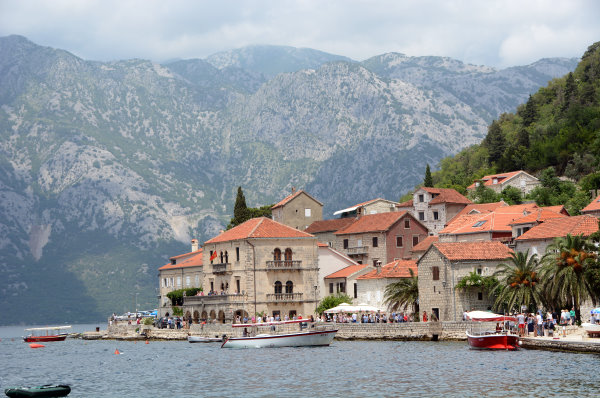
[324,303,358,313]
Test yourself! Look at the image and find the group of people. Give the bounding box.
[503,308,576,337]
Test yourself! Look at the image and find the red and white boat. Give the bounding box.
[23,326,71,342]
[465,311,520,350]
[221,319,337,349]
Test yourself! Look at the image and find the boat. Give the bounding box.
[23,326,71,343]
[582,323,600,337]
[221,319,337,349]
[4,384,71,397]
[465,311,520,350]
[187,335,224,343]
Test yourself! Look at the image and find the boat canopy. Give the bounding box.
[24,325,72,331]
[466,311,516,322]
[232,319,308,328]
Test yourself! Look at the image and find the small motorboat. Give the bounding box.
[187,335,224,343]
[5,384,71,397]
[23,326,71,343]
[465,311,520,350]
[582,323,600,337]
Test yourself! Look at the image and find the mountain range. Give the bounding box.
[0,35,579,324]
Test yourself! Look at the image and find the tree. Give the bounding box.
[383,268,419,314]
[228,186,250,229]
[541,234,598,323]
[500,186,523,205]
[483,120,506,165]
[316,293,353,315]
[493,251,544,313]
[520,95,537,127]
[424,164,433,187]
[471,183,500,204]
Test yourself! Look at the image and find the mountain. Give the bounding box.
[0,35,579,325]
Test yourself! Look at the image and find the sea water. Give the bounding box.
[0,324,598,397]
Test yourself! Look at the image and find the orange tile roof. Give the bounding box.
[204,217,314,244]
[334,211,409,235]
[544,205,570,216]
[433,241,513,261]
[305,218,356,234]
[467,170,524,189]
[317,242,329,247]
[396,199,413,208]
[454,201,506,218]
[411,236,438,252]
[440,203,539,235]
[509,209,567,225]
[516,215,599,241]
[170,249,202,260]
[272,189,323,209]
[325,264,369,279]
[159,250,203,270]
[582,193,600,213]
[421,187,472,205]
[357,260,418,279]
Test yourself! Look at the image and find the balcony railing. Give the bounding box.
[211,263,230,274]
[265,292,304,302]
[265,260,303,270]
[184,294,246,304]
[346,246,368,255]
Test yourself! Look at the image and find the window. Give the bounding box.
[492,178,498,184]
[305,208,311,217]
[274,281,282,294]
[236,247,240,261]
[224,251,229,263]
[476,268,482,275]
[478,292,483,300]
[418,194,424,202]
[274,248,281,261]
[186,276,190,286]
[285,281,294,294]
[418,212,425,221]
[396,236,403,247]
[523,226,530,234]
[357,239,362,247]
[339,282,346,293]
[433,211,439,220]
[372,237,378,247]
[177,277,181,287]
[404,219,410,228]
[162,278,165,287]
[412,235,419,247]
[472,220,487,228]
[210,281,214,292]
[329,283,334,294]
[354,283,358,299]
[170,277,174,287]
[284,248,293,265]
[343,239,349,249]
[236,279,240,294]
[432,266,440,280]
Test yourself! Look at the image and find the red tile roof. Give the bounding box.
[305,218,356,234]
[411,236,438,252]
[357,260,418,279]
[205,217,314,244]
[325,264,369,279]
[421,187,472,205]
[454,201,506,218]
[509,208,567,225]
[441,203,539,235]
[334,211,409,235]
[271,189,323,209]
[543,205,570,216]
[159,250,203,270]
[396,199,413,208]
[516,215,599,241]
[467,170,525,190]
[433,241,513,261]
[582,193,600,213]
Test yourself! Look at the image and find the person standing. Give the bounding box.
[422,311,428,322]
[536,312,543,337]
[517,313,526,337]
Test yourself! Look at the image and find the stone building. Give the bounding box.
[355,259,418,312]
[305,218,356,247]
[317,243,362,300]
[581,192,600,218]
[271,189,323,230]
[508,208,567,240]
[466,170,539,195]
[333,198,399,218]
[417,241,513,321]
[514,215,599,257]
[157,240,203,316]
[185,217,319,323]
[324,263,371,302]
[396,187,471,235]
[333,211,429,266]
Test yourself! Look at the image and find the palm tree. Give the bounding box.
[383,269,419,315]
[492,250,543,313]
[541,233,597,323]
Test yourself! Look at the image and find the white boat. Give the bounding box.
[221,319,337,349]
[582,323,600,337]
[465,311,520,350]
[187,335,224,343]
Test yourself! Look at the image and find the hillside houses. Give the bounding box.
[467,170,540,195]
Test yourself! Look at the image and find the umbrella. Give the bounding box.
[324,303,358,313]
[355,303,384,313]
[591,308,600,314]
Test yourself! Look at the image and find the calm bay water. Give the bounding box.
[1,324,599,397]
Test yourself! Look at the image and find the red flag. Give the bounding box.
[210,251,217,261]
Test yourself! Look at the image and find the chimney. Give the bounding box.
[191,239,199,252]
[291,186,296,194]
[376,261,382,275]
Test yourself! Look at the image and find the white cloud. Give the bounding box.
[0,0,598,67]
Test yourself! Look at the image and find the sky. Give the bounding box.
[1,0,599,68]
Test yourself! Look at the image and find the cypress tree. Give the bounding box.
[483,120,506,165]
[521,95,537,127]
[424,164,433,187]
[232,186,249,227]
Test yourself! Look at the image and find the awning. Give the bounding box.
[466,311,516,322]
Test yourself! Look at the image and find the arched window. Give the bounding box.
[220,251,224,263]
[284,248,293,265]
[274,248,282,262]
[274,281,282,294]
[285,281,293,294]
[225,251,229,263]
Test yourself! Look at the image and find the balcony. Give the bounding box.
[184,293,246,305]
[265,260,303,270]
[211,263,231,274]
[265,292,304,302]
[345,246,368,255]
